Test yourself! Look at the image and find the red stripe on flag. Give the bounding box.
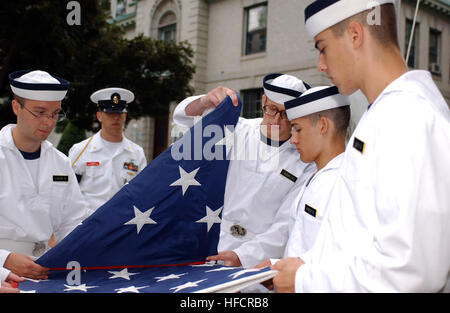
[49,260,207,271]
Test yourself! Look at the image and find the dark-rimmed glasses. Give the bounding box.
[263,104,288,120]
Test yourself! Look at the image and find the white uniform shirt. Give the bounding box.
[0,124,88,260]
[295,70,450,292]
[0,250,10,282]
[0,267,9,282]
[284,153,343,258]
[69,131,147,214]
[173,97,314,267]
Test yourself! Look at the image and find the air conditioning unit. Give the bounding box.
[430,62,441,74]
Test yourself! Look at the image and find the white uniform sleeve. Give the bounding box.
[233,196,290,268]
[295,94,450,292]
[234,163,316,268]
[68,143,84,176]
[137,147,147,173]
[0,249,10,268]
[173,95,211,128]
[0,266,10,282]
[53,168,89,242]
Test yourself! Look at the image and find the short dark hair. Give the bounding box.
[330,3,399,48]
[306,106,351,137]
[13,94,27,107]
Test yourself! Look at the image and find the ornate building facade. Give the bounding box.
[109,0,449,160]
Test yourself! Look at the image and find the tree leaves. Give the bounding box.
[0,0,195,131]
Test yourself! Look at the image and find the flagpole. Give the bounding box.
[405,0,421,65]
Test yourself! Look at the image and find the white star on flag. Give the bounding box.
[154,273,187,282]
[24,278,49,283]
[115,285,149,293]
[229,268,261,279]
[63,284,98,292]
[169,166,201,196]
[170,279,207,293]
[215,125,235,155]
[108,268,139,280]
[124,205,157,234]
[191,261,217,267]
[195,206,223,232]
[206,266,237,272]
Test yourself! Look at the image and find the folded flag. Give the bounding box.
[37,94,241,270]
[18,262,277,293]
[18,95,281,293]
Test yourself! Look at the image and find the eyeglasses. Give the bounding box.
[263,104,288,120]
[18,101,66,122]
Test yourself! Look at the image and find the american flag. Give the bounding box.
[18,263,276,293]
[17,95,277,293]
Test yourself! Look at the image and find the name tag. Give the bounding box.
[304,204,317,218]
[353,137,365,154]
[280,169,297,183]
[86,162,100,166]
[53,175,69,182]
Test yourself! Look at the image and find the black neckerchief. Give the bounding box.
[19,146,41,160]
[260,131,290,147]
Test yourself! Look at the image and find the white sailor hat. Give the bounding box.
[9,70,70,101]
[263,73,311,105]
[285,86,349,121]
[90,87,134,113]
[305,0,395,38]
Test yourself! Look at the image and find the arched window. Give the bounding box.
[158,11,177,42]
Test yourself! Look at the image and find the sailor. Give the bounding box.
[272,0,450,292]
[250,86,350,292]
[283,86,350,258]
[172,74,316,268]
[69,87,147,215]
[0,70,88,279]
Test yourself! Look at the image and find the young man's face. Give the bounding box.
[96,111,127,136]
[289,116,322,164]
[260,95,292,142]
[314,28,358,95]
[12,98,61,142]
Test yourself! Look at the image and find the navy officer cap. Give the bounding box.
[91,87,134,113]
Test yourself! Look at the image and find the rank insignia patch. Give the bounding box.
[304,204,317,218]
[280,169,297,183]
[353,137,365,154]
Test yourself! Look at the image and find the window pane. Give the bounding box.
[429,29,441,64]
[241,89,264,118]
[158,12,177,42]
[248,5,267,32]
[158,24,176,42]
[116,0,127,17]
[405,19,419,68]
[244,4,267,55]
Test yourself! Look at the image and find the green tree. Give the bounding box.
[0,0,195,132]
[57,121,86,156]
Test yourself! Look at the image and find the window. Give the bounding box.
[243,3,267,55]
[158,12,177,42]
[240,88,264,118]
[405,19,419,68]
[115,0,127,18]
[429,28,441,75]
